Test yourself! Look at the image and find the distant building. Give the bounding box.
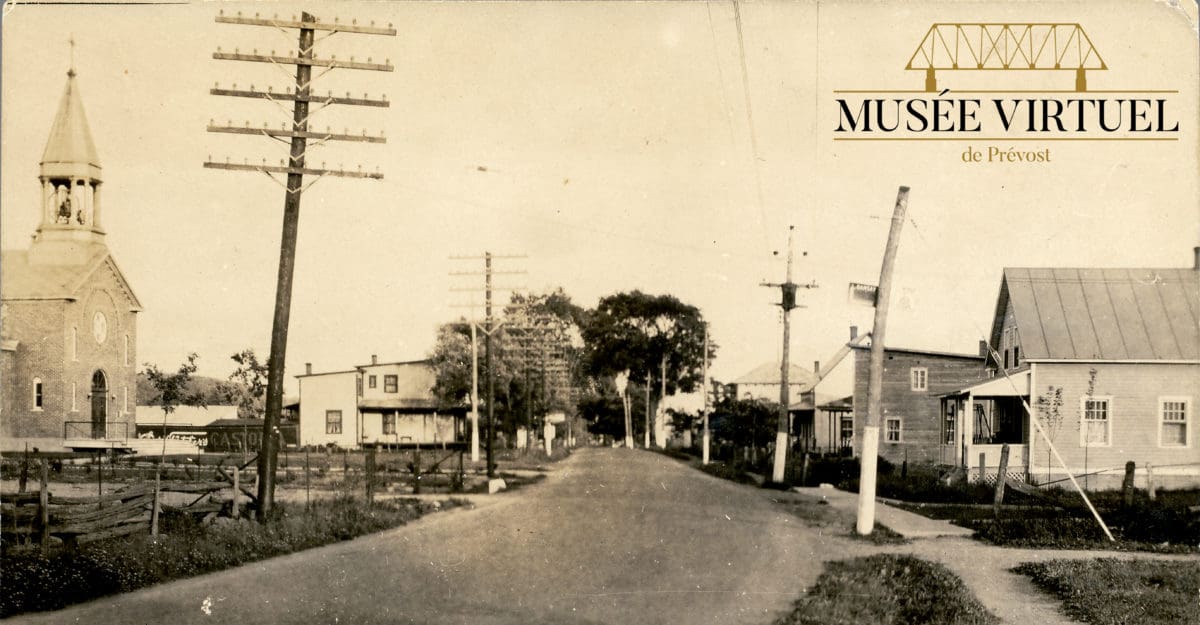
[943,256,1200,488]
[1,65,141,452]
[731,361,816,402]
[296,356,466,449]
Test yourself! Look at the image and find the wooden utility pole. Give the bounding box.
[450,253,525,477]
[856,186,909,535]
[762,226,817,484]
[206,10,394,521]
[702,324,711,465]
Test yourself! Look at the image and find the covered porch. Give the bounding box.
[941,371,1031,482]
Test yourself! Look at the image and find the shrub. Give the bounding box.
[774,554,998,625]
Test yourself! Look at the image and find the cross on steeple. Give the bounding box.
[68,35,76,77]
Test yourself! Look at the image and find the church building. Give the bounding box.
[1,65,142,452]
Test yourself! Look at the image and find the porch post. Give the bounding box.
[963,395,974,467]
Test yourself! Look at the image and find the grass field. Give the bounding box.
[1014,558,1200,625]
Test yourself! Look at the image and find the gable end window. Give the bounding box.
[325,410,343,435]
[885,417,903,443]
[1080,397,1113,447]
[910,367,928,392]
[384,375,398,393]
[1159,397,1190,448]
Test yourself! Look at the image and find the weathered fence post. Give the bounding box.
[1121,461,1136,507]
[231,466,241,519]
[96,452,104,509]
[1146,462,1156,501]
[304,447,311,510]
[19,443,29,493]
[38,458,50,550]
[413,447,422,495]
[978,452,986,484]
[993,444,1010,518]
[365,446,376,506]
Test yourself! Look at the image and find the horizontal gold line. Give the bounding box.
[832,90,1179,94]
[832,137,1178,142]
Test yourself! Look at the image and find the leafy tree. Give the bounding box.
[217,348,268,418]
[710,396,779,460]
[141,353,207,535]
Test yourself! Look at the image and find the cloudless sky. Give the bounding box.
[3,1,1197,401]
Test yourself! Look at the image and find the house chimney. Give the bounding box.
[371,354,378,365]
[813,360,821,377]
[978,340,989,358]
[305,362,312,375]
[1193,246,1199,270]
[849,325,858,340]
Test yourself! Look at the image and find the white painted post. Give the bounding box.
[856,426,879,535]
[470,322,480,462]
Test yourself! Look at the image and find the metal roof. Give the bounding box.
[732,361,817,388]
[996,267,1200,361]
[41,70,101,175]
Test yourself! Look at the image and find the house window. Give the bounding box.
[839,416,854,447]
[1013,346,1020,367]
[356,376,363,397]
[124,335,130,366]
[1080,397,1112,446]
[384,375,398,393]
[33,378,43,410]
[71,327,78,361]
[325,410,343,435]
[382,413,396,435]
[910,367,928,392]
[124,386,129,413]
[1160,397,1190,447]
[369,375,377,389]
[1003,349,1010,369]
[885,417,902,443]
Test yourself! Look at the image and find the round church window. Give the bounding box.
[92,311,108,344]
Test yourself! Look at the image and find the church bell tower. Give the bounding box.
[29,62,107,265]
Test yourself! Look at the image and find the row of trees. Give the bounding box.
[428,288,715,445]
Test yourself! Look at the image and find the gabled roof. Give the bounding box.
[0,249,142,310]
[994,267,1200,361]
[733,361,817,389]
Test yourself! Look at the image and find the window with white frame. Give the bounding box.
[1159,397,1190,447]
[71,327,78,361]
[384,375,398,393]
[33,377,43,410]
[839,416,854,447]
[382,413,396,435]
[1080,397,1112,446]
[124,335,130,366]
[943,403,957,445]
[326,410,343,435]
[885,417,902,443]
[910,367,928,392]
[369,375,377,389]
[71,382,77,412]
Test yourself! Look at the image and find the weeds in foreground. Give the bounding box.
[1015,559,1200,625]
[774,554,999,625]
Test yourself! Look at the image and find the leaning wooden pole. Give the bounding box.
[856,186,909,535]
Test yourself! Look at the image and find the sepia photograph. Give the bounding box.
[1,1,1197,623]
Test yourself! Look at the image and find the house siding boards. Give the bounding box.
[851,347,985,466]
[296,371,359,449]
[1030,362,1198,486]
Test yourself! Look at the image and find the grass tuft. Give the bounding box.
[774,554,998,625]
[1014,559,1200,625]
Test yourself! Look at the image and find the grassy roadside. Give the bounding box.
[773,554,999,625]
[1014,559,1200,625]
[1,496,464,618]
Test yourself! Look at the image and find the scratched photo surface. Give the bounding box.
[1,1,1197,624]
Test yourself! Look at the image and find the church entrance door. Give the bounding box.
[91,370,108,439]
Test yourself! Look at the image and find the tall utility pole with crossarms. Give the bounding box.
[762,226,817,484]
[205,10,394,520]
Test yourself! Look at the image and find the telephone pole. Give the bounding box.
[702,323,711,465]
[761,226,817,484]
[450,253,525,477]
[856,187,909,535]
[205,10,394,520]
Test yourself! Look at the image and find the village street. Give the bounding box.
[7,448,833,625]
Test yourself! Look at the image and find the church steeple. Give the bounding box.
[31,54,108,265]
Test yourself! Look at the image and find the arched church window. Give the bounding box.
[71,327,78,361]
[33,378,43,410]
